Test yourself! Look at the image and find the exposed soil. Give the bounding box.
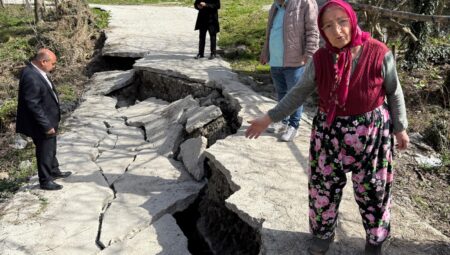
[394,65,450,238]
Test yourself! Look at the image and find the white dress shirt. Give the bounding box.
[31,62,58,102]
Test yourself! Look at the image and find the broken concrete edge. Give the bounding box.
[114,63,265,225]
[103,50,148,59]
[75,63,266,251]
[204,149,265,230]
[134,64,213,86]
[99,191,203,251]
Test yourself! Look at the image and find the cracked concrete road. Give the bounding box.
[0,4,449,255]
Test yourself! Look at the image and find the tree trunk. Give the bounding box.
[34,0,45,24]
[1,0,4,9]
[404,0,439,69]
[24,0,32,10]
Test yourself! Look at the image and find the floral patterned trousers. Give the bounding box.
[308,105,394,245]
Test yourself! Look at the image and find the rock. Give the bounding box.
[0,172,9,180]
[13,134,28,149]
[178,136,208,181]
[414,153,442,167]
[223,45,248,58]
[199,90,221,107]
[19,160,32,171]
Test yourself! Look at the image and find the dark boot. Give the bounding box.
[196,28,206,59]
[194,53,204,59]
[365,243,383,255]
[308,234,334,255]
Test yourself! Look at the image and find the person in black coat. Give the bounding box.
[194,0,220,60]
[16,48,71,190]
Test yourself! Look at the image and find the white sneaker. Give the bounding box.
[267,122,288,134]
[280,126,298,142]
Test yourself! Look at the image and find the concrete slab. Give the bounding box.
[0,173,112,255]
[91,5,200,58]
[98,214,190,255]
[178,136,208,181]
[84,70,135,97]
[99,150,204,246]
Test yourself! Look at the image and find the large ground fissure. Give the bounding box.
[97,57,260,254]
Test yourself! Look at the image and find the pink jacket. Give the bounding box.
[261,0,320,67]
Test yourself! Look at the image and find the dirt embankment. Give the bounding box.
[0,1,102,198]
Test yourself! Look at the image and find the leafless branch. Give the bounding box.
[349,1,450,24]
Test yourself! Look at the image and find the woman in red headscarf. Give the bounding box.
[245,0,409,254]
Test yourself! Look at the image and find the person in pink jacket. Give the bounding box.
[260,0,319,141]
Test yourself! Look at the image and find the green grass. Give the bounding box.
[219,0,272,72]
[0,145,36,201]
[0,6,35,63]
[0,99,17,126]
[91,8,110,29]
[57,83,77,102]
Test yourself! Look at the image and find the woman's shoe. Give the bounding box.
[307,234,334,255]
[194,54,204,59]
[365,243,383,255]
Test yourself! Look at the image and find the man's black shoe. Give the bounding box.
[52,171,72,179]
[40,181,63,190]
[208,53,216,60]
[194,54,204,59]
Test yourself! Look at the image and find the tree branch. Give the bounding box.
[349,2,450,24]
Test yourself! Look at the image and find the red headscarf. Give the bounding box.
[317,0,370,125]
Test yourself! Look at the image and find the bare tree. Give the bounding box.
[24,0,32,10]
[34,0,44,23]
[350,1,450,23]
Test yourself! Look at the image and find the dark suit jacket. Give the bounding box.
[194,0,220,33]
[16,63,61,139]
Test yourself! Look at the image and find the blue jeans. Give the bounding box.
[270,66,305,129]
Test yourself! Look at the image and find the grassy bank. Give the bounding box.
[0,3,106,200]
[218,0,271,72]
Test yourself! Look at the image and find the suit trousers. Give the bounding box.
[32,135,60,184]
[198,26,217,56]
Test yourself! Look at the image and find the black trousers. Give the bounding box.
[32,135,60,184]
[198,26,217,56]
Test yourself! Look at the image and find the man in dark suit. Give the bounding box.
[194,0,220,60]
[16,48,71,190]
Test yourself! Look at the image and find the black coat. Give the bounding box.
[16,64,61,139]
[194,0,220,33]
